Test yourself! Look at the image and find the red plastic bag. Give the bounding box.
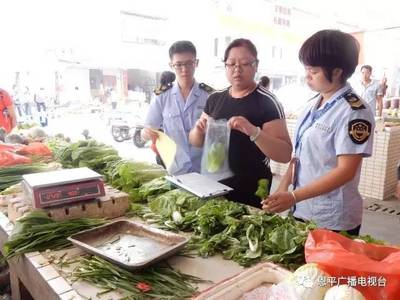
[17,142,52,156]
[0,150,32,166]
[305,229,400,300]
[0,143,20,152]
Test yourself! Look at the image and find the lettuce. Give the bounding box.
[206,142,225,173]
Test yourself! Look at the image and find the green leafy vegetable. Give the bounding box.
[206,142,225,173]
[255,178,270,199]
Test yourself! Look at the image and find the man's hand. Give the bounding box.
[141,128,159,144]
[194,115,208,135]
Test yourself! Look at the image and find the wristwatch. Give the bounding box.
[250,126,261,142]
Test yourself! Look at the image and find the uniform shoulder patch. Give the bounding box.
[348,119,371,144]
[154,83,173,95]
[344,93,366,110]
[199,83,215,94]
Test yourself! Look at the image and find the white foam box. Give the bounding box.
[193,262,292,300]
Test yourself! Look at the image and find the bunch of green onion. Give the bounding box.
[3,211,107,260]
[72,256,203,299]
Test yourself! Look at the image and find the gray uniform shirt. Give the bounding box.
[293,83,375,230]
[145,81,209,175]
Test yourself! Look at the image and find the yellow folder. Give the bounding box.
[154,130,177,170]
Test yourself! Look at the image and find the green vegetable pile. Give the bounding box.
[3,211,107,260]
[105,160,167,200]
[206,142,226,173]
[72,256,203,299]
[56,139,120,174]
[130,194,314,269]
[130,189,206,231]
[187,204,315,269]
[130,177,174,203]
[0,163,56,191]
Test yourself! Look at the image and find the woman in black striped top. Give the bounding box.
[189,38,292,208]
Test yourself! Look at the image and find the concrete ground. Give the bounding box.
[271,175,400,246]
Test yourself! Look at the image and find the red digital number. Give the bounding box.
[44,191,61,200]
[67,190,79,197]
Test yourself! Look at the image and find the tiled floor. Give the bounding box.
[361,196,400,245]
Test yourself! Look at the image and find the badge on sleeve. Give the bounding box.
[348,119,371,144]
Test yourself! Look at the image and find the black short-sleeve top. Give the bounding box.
[204,85,285,177]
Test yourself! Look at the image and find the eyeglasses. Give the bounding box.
[224,60,258,71]
[171,60,197,70]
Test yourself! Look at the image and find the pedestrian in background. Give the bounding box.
[34,87,48,126]
[259,75,271,90]
[151,70,176,168]
[354,65,384,116]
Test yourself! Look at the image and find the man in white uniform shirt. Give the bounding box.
[355,65,383,116]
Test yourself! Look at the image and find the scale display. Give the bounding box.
[39,183,102,204]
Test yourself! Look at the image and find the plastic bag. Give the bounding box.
[201,118,232,181]
[17,142,52,156]
[305,229,400,300]
[0,150,32,167]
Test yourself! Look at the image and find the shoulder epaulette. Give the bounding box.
[199,83,215,94]
[154,83,173,96]
[344,92,366,110]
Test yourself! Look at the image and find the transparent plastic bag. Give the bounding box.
[201,118,233,181]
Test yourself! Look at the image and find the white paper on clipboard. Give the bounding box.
[165,172,233,198]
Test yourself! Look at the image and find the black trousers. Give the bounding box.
[294,217,361,236]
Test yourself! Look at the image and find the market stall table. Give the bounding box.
[0,212,245,300]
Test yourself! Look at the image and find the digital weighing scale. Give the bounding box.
[22,167,105,208]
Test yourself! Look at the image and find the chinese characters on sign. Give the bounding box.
[316,276,386,287]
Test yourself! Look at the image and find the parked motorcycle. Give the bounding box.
[111,124,145,147]
[109,111,146,148]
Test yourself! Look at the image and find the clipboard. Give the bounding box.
[153,130,177,170]
[165,172,233,199]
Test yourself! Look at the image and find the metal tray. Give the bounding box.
[68,220,188,270]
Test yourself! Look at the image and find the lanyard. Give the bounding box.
[294,89,350,153]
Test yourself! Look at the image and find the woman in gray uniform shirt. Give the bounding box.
[263,30,375,235]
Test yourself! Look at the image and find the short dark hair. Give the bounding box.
[259,76,270,88]
[169,41,196,60]
[160,71,176,85]
[298,29,360,83]
[361,65,372,72]
[223,38,258,62]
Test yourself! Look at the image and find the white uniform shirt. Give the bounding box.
[145,81,209,175]
[293,83,375,231]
